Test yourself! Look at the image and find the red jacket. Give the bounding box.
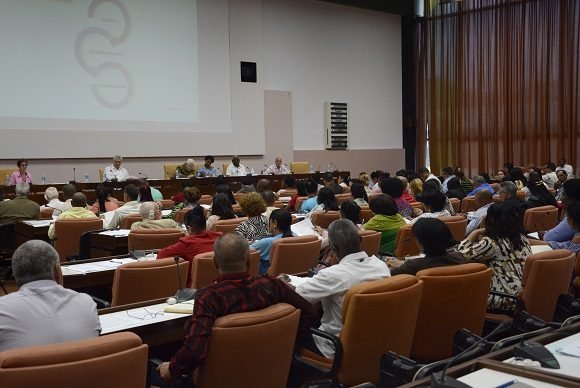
[157,230,223,287]
[401,191,416,204]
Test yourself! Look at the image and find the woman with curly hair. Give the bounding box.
[166,186,201,220]
[235,192,269,240]
[457,202,531,311]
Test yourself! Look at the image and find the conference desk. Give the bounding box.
[14,219,50,247]
[90,229,129,258]
[1,171,349,205]
[61,255,136,291]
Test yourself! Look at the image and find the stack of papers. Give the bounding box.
[161,209,172,217]
[21,220,52,227]
[99,229,131,237]
[291,219,322,239]
[62,258,137,275]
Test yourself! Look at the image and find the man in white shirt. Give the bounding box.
[104,155,130,182]
[40,186,64,212]
[52,183,76,217]
[107,184,141,229]
[264,157,290,175]
[226,155,249,176]
[556,157,574,177]
[440,166,455,193]
[0,240,101,352]
[465,189,493,236]
[292,219,390,357]
[419,167,442,191]
[542,162,558,188]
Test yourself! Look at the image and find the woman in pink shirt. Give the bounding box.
[9,159,32,185]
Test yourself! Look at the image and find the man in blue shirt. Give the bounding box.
[467,176,496,196]
[300,179,319,213]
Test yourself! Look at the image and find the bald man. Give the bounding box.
[131,202,179,230]
[48,192,98,240]
[465,189,493,236]
[264,157,290,175]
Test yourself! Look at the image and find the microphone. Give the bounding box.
[431,320,512,388]
[216,167,223,176]
[138,172,149,179]
[330,162,339,172]
[284,163,291,174]
[263,164,270,174]
[72,167,76,183]
[173,256,197,302]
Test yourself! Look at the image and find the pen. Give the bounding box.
[494,379,517,388]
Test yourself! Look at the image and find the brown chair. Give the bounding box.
[439,216,468,241]
[359,207,374,224]
[214,217,247,233]
[111,257,188,306]
[127,228,184,251]
[174,208,191,225]
[574,252,580,298]
[199,195,213,205]
[273,200,285,208]
[294,196,309,212]
[359,230,382,257]
[335,193,352,205]
[517,249,576,321]
[460,196,477,212]
[191,250,260,289]
[394,225,420,257]
[0,332,148,388]
[523,205,559,233]
[120,213,141,229]
[411,263,493,362]
[296,275,424,386]
[311,211,341,229]
[40,207,55,219]
[448,198,461,213]
[193,304,300,388]
[159,199,174,209]
[289,162,310,174]
[164,164,181,179]
[54,218,104,262]
[267,236,322,276]
[516,190,526,200]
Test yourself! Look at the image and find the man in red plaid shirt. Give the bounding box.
[157,233,318,384]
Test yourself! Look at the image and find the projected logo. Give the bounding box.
[75,0,133,109]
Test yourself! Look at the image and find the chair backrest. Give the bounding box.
[359,207,374,224]
[439,216,468,241]
[127,228,184,251]
[98,168,104,181]
[412,263,493,362]
[359,230,382,257]
[336,193,352,205]
[214,217,247,233]
[310,211,340,229]
[0,332,148,388]
[164,164,181,179]
[54,218,104,262]
[191,250,260,289]
[199,195,213,205]
[267,236,322,276]
[575,252,580,297]
[174,208,190,225]
[194,304,300,388]
[460,196,477,212]
[0,168,13,185]
[449,198,461,213]
[289,162,310,174]
[40,207,54,218]
[338,275,423,385]
[120,213,142,229]
[394,225,420,257]
[523,205,559,233]
[519,249,576,321]
[111,257,188,306]
[294,196,309,212]
[159,199,174,209]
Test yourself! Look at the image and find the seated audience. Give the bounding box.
[106,184,141,229]
[542,162,558,188]
[236,176,256,194]
[323,172,343,194]
[261,190,278,221]
[251,209,293,273]
[216,181,237,205]
[157,206,222,287]
[53,183,76,216]
[358,172,373,195]
[9,159,33,185]
[235,192,269,240]
[465,189,493,235]
[457,202,531,311]
[419,167,442,191]
[467,175,496,196]
[526,179,558,208]
[89,184,118,214]
[0,183,40,226]
[131,202,179,230]
[0,240,100,352]
[166,186,201,220]
[308,187,340,217]
[495,170,505,181]
[138,178,163,201]
[196,155,219,177]
[531,201,580,253]
[206,193,236,231]
[48,193,99,240]
[40,186,64,212]
[554,170,568,200]
[338,174,350,189]
[543,178,580,242]
[155,233,317,384]
[317,201,362,256]
[226,155,249,176]
[413,190,451,222]
[287,180,308,212]
[455,168,474,194]
[300,179,320,213]
[176,158,196,178]
[104,154,130,182]
[391,218,465,275]
[409,177,424,196]
[508,167,528,190]
[497,181,527,224]
[397,176,416,203]
[276,175,297,197]
[291,219,390,357]
[440,166,456,193]
[264,157,290,175]
[556,157,574,177]
[350,182,369,208]
[369,170,383,192]
[445,177,466,200]
[379,177,413,218]
[256,178,272,193]
[362,194,406,253]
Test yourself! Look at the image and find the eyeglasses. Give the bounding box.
[125,308,164,320]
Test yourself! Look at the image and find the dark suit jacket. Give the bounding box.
[0,197,40,226]
[391,250,466,276]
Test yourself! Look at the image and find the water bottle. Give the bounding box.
[4,175,9,186]
[41,174,47,185]
[175,169,181,179]
[327,164,331,172]
[84,172,90,183]
[251,168,255,175]
[309,164,314,173]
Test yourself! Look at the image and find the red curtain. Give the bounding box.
[416,0,580,176]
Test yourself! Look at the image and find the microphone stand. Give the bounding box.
[173,256,197,302]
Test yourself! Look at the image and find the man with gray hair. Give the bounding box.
[131,201,179,230]
[293,219,390,357]
[104,154,130,182]
[467,175,496,196]
[40,186,64,212]
[498,180,528,224]
[0,240,101,352]
[0,182,40,226]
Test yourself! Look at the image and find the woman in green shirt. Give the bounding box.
[362,194,407,254]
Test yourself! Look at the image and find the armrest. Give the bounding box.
[293,328,343,377]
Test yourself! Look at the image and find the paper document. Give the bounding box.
[100,303,191,334]
[161,209,172,217]
[164,301,195,314]
[99,229,131,237]
[291,219,322,239]
[527,232,540,239]
[110,257,137,264]
[22,220,52,227]
[200,204,211,210]
[556,342,580,358]
[530,245,553,254]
